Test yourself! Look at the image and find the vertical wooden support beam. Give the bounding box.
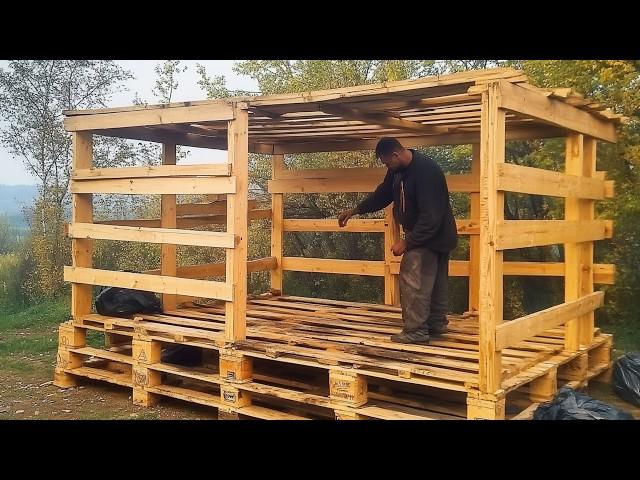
[529,367,558,403]
[329,369,368,407]
[384,204,401,306]
[53,322,85,388]
[71,132,94,320]
[57,132,93,389]
[478,82,505,400]
[219,349,253,383]
[270,154,285,294]
[564,133,589,352]
[161,142,177,311]
[579,137,597,346]
[132,337,161,407]
[220,385,251,408]
[467,396,506,420]
[469,144,481,312]
[225,105,249,342]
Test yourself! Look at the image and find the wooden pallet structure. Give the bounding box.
[54,67,622,419]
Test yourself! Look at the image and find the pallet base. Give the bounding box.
[54,295,614,420]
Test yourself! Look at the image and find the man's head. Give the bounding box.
[375,137,409,171]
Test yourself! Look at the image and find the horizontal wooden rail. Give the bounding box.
[268,173,478,194]
[388,260,615,284]
[64,102,235,131]
[281,257,385,276]
[144,257,277,278]
[496,220,611,250]
[67,223,236,248]
[497,163,609,199]
[64,266,233,301]
[73,164,231,180]
[70,176,236,195]
[95,209,271,229]
[495,291,604,350]
[283,218,479,235]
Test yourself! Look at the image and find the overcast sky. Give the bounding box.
[0,60,260,185]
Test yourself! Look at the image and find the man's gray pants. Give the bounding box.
[399,246,449,334]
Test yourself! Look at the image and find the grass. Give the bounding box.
[0,297,69,374]
[599,321,640,358]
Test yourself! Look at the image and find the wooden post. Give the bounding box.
[579,137,597,346]
[56,132,92,388]
[469,144,481,312]
[564,134,596,351]
[478,82,505,402]
[161,143,177,312]
[270,154,285,294]
[71,132,94,320]
[225,105,249,342]
[132,337,161,407]
[384,204,401,306]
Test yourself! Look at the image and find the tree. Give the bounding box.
[153,60,187,104]
[0,61,133,299]
[0,214,17,254]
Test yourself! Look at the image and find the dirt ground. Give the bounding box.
[0,362,218,420]
[1,351,639,420]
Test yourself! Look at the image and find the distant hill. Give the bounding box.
[0,184,37,229]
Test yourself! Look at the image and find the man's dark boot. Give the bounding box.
[390,330,430,345]
[428,322,448,337]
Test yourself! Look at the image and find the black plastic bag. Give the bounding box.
[533,387,633,420]
[613,353,640,407]
[95,285,162,318]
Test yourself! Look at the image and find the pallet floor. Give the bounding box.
[55,295,612,420]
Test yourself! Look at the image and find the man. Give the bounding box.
[338,137,458,344]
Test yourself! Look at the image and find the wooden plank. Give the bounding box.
[176,200,257,217]
[161,143,177,311]
[268,173,478,194]
[276,166,386,180]
[271,154,284,293]
[64,266,233,301]
[282,218,476,235]
[67,222,236,248]
[496,220,608,250]
[144,257,277,278]
[70,346,134,365]
[246,68,522,107]
[579,137,597,347]
[478,82,504,396]
[64,366,132,387]
[95,209,268,229]
[70,176,236,195]
[495,292,604,350]
[64,101,235,131]
[268,126,565,154]
[469,144,481,311]
[497,163,606,199]
[284,218,385,233]
[71,132,94,320]
[498,80,617,143]
[281,257,385,276]
[73,163,231,180]
[319,103,449,134]
[501,261,614,284]
[384,203,401,306]
[226,106,249,342]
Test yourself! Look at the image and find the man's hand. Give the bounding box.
[338,208,357,228]
[391,239,407,256]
